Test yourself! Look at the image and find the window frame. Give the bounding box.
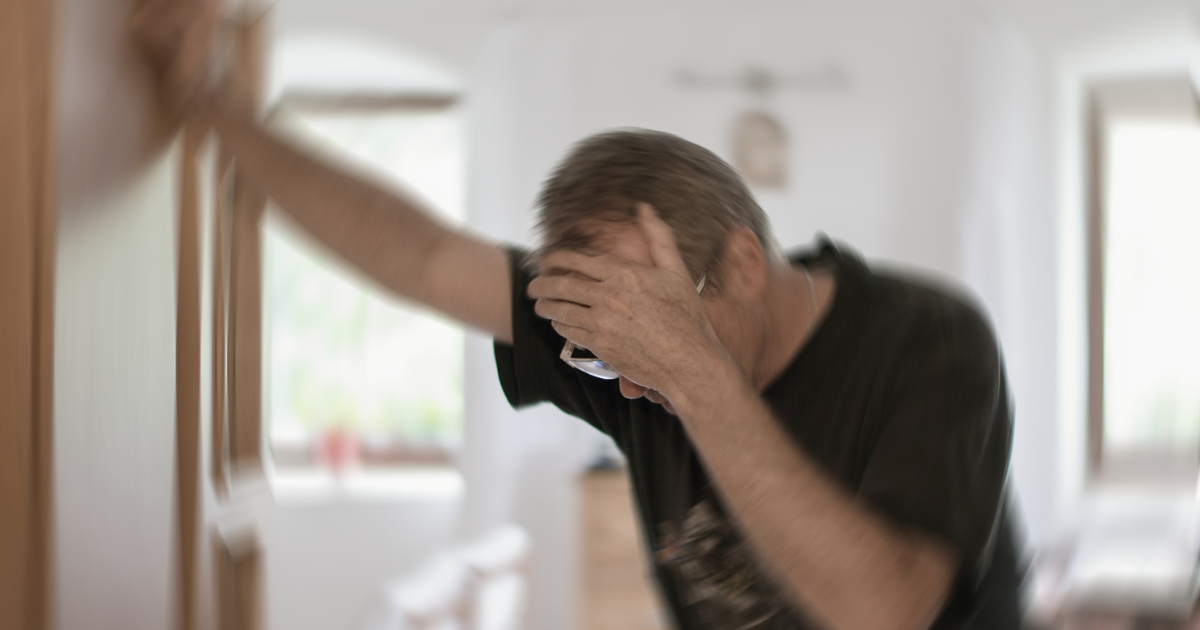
[1085,74,1200,488]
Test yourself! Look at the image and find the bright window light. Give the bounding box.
[266,106,465,456]
[1103,119,1200,454]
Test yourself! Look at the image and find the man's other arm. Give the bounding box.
[670,358,958,630]
[207,109,513,344]
[671,303,1008,630]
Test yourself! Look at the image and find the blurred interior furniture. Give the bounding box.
[579,468,667,630]
[1025,502,1200,630]
[361,525,531,630]
[459,525,532,630]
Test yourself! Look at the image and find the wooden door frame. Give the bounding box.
[0,0,56,627]
[176,6,270,630]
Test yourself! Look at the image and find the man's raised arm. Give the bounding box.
[206,108,513,344]
[133,0,512,343]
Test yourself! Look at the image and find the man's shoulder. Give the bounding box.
[804,238,1001,367]
[875,267,994,336]
[856,268,1008,423]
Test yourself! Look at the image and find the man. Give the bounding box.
[499,132,1022,630]
[137,6,1022,629]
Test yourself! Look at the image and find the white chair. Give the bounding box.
[362,555,471,630]
[457,525,532,630]
[361,525,531,630]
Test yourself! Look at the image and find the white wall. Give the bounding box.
[55,150,180,630]
[53,0,180,627]
[565,9,971,272]
[957,11,1058,549]
[266,498,462,630]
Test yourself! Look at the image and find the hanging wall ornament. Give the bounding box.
[675,62,847,191]
[733,110,787,189]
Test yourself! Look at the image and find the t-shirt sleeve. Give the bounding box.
[857,299,1013,588]
[493,247,628,440]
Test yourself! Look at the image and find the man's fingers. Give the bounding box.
[550,320,593,350]
[132,0,218,119]
[534,298,594,331]
[172,0,216,78]
[132,0,200,46]
[527,274,600,305]
[637,203,690,278]
[132,2,180,62]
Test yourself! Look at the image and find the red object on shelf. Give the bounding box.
[317,427,361,476]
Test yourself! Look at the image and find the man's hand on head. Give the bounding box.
[527,204,733,404]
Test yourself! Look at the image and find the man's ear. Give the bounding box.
[718,226,769,300]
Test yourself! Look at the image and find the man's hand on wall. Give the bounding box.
[132,0,220,124]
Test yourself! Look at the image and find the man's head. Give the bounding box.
[534,129,792,407]
[536,129,777,293]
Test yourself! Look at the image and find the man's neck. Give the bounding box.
[749,263,835,391]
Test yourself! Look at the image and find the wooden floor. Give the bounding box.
[579,469,668,630]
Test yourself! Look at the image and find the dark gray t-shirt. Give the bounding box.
[494,238,1023,629]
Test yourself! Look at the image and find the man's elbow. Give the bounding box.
[825,537,957,630]
[883,539,958,630]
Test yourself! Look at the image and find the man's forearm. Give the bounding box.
[206,109,447,296]
[668,355,956,630]
[201,108,512,341]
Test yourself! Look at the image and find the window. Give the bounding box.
[1088,77,1200,486]
[265,96,465,470]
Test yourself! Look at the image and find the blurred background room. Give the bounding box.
[4,0,1200,629]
